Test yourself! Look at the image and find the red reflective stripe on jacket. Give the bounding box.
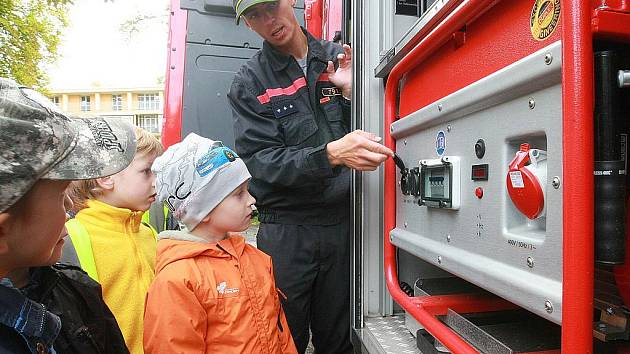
[256,77,307,104]
[317,73,329,82]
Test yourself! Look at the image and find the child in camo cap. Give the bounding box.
[143,133,297,353]
[0,78,135,354]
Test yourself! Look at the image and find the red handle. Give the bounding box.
[508,143,531,171]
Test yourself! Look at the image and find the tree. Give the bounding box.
[0,0,70,88]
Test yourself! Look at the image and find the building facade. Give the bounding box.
[48,86,164,135]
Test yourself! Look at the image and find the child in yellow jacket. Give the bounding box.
[144,133,297,354]
[63,127,162,354]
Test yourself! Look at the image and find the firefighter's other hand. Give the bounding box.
[326,130,394,171]
[326,44,352,99]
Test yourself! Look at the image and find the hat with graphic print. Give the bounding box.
[233,0,278,24]
[0,78,137,213]
[152,133,251,230]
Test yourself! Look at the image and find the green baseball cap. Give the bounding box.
[233,0,278,24]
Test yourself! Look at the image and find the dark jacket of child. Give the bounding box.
[1,264,129,354]
[0,279,61,354]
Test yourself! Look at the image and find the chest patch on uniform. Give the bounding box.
[272,101,299,119]
[321,87,342,97]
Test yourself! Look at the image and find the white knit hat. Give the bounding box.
[152,133,251,230]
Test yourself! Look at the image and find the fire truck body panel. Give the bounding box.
[163,0,305,149]
[397,0,562,117]
[391,40,564,324]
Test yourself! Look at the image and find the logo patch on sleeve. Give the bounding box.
[272,101,299,119]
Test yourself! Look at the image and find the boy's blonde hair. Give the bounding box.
[70,127,163,210]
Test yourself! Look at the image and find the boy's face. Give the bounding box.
[109,152,158,212]
[208,181,256,234]
[0,180,72,273]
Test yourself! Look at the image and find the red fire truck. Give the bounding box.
[163,0,630,352]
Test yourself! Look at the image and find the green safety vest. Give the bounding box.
[65,219,100,282]
[142,203,171,234]
[65,219,157,283]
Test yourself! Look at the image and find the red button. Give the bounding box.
[475,187,483,199]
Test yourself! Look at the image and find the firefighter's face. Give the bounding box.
[243,0,301,49]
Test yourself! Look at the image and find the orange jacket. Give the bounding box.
[143,231,297,354]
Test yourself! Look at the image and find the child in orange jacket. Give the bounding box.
[144,133,297,354]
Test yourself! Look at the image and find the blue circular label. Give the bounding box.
[436,130,446,156]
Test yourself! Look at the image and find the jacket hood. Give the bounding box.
[155,231,246,273]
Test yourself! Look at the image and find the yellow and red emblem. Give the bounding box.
[530,0,561,41]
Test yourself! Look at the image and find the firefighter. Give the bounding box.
[228,1,393,353]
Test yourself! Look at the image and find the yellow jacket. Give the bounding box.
[67,199,156,354]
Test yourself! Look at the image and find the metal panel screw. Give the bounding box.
[528,99,536,109]
[527,257,534,268]
[170,65,176,70]
[404,140,407,145]
[437,256,442,264]
[447,234,451,243]
[544,53,553,65]
[447,124,452,132]
[404,222,408,228]
[438,104,443,112]
[544,300,553,313]
[552,177,561,189]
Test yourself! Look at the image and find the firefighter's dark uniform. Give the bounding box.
[228,28,353,354]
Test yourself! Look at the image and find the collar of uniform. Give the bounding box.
[0,282,61,350]
[263,27,328,72]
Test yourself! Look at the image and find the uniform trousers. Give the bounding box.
[257,220,353,354]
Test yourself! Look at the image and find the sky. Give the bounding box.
[47,0,170,90]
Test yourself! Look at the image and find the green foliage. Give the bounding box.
[0,0,70,88]
[251,209,260,225]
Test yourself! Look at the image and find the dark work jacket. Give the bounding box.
[229,28,351,225]
[0,279,61,354]
[20,265,128,354]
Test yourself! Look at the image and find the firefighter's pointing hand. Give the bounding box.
[326,130,394,171]
[326,44,352,99]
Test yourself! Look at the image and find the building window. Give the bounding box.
[138,93,160,110]
[135,114,160,133]
[80,96,91,111]
[50,96,60,107]
[112,94,122,111]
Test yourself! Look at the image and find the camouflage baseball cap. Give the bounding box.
[0,78,137,212]
[233,0,278,24]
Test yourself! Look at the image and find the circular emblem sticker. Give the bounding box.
[436,131,446,156]
[530,0,560,41]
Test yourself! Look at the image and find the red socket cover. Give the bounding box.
[506,144,545,219]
